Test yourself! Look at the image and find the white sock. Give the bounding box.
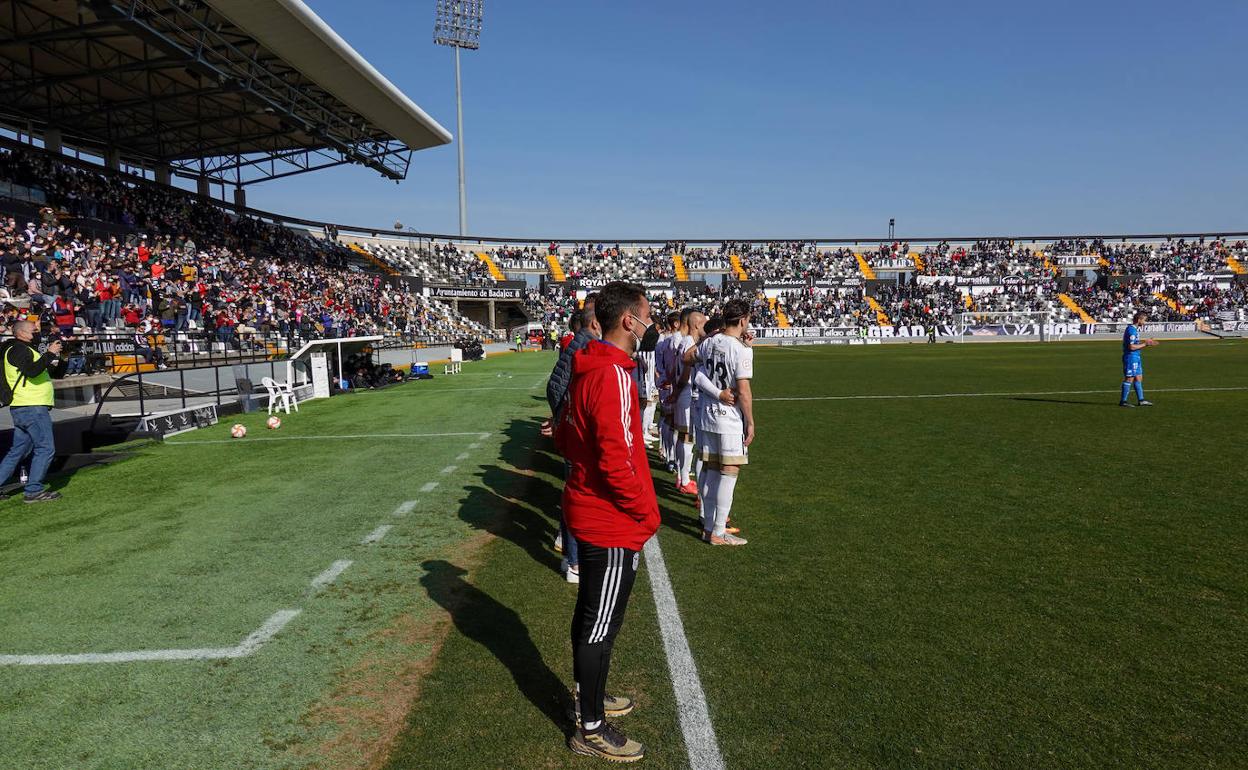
[695,456,703,482]
[642,402,657,434]
[700,469,720,532]
[678,440,693,486]
[713,473,738,536]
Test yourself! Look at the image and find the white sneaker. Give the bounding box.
[554,532,563,553]
[709,532,748,546]
[566,565,580,584]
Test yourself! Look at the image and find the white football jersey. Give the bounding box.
[696,333,754,434]
[673,334,696,396]
[654,333,673,390]
[634,349,658,398]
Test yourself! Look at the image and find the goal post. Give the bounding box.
[956,311,1054,343]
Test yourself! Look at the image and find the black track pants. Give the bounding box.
[571,542,639,727]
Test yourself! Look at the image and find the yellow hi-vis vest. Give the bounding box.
[4,343,54,407]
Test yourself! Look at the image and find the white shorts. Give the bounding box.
[700,430,748,466]
[675,390,693,434]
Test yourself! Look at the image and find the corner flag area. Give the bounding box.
[1,341,1245,768]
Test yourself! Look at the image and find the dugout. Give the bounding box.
[287,336,384,395]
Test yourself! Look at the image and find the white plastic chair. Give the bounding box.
[261,376,300,414]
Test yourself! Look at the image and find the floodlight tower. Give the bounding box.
[434,0,483,237]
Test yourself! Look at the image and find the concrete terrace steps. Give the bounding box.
[672,254,689,281]
[1153,292,1191,316]
[345,243,400,276]
[866,295,892,326]
[545,252,567,282]
[855,253,877,280]
[1057,293,1095,324]
[769,297,790,328]
[475,252,505,281]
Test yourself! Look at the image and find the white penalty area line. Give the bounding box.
[166,431,487,445]
[756,386,1248,403]
[643,537,726,770]
[360,524,392,545]
[0,610,301,666]
[310,559,353,591]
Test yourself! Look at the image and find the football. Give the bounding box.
[230,424,247,438]
[266,416,282,430]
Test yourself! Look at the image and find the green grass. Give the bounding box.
[2,341,1245,769]
[0,353,556,770]
[387,339,1247,769]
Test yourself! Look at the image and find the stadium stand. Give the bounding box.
[0,145,494,351]
[3,134,1246,356]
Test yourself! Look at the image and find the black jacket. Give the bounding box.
[3,340,58,380]
[545,329,594,418]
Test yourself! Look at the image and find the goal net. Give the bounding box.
[956,311,1055,342]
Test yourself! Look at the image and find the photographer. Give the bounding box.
[0,319,63,502]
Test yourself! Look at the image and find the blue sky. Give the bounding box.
[246,0,1247,240]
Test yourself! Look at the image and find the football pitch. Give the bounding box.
[0,340,1244,769]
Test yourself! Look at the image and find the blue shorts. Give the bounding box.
[1123,356,1143,378]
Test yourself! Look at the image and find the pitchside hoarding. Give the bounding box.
[428,285,524,300]
[753,320,1202,341]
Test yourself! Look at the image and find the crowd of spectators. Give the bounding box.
[490,245,546,271]
[562,244,673,282]
[739,242,858,282]
[5,143,1245,347]
[918,240,1051,279]
[776,288,870,328]
[0,146,492,349]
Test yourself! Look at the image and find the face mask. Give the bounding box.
[627,313,651,347]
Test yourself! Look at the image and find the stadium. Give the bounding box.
[0,1,1244,768]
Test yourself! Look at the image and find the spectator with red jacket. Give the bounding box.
[555,281,657,763]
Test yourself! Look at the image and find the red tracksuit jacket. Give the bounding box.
[556,340,660,551]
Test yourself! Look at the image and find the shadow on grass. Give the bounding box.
[646,450,705,542]
[454,417,568,574]
[420,559,571,735]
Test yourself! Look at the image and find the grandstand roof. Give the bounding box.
[0,0,451,185]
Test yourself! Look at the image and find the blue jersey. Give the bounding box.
[1123,325,1141,357]
[1122,324,1143,377]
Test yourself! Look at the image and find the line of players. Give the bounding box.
[634,299,756,546]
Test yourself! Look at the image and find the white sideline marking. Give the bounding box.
[441,465,458,474]
[310,559,353,590]
[642,537,726,770]
[756,386,1248,403]
[361,525,392,545]
[167,431,486,445]
[393,500,417,516]
[0,610,301,666]
[419,482,439,493]
[456,452,470,461]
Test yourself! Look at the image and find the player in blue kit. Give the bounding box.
[1120,311,1157,407]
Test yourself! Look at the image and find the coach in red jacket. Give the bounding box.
[555,281,659,762]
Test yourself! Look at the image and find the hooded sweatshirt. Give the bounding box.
[555,340,660,551]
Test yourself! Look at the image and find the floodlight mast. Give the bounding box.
[434,0,483,238]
